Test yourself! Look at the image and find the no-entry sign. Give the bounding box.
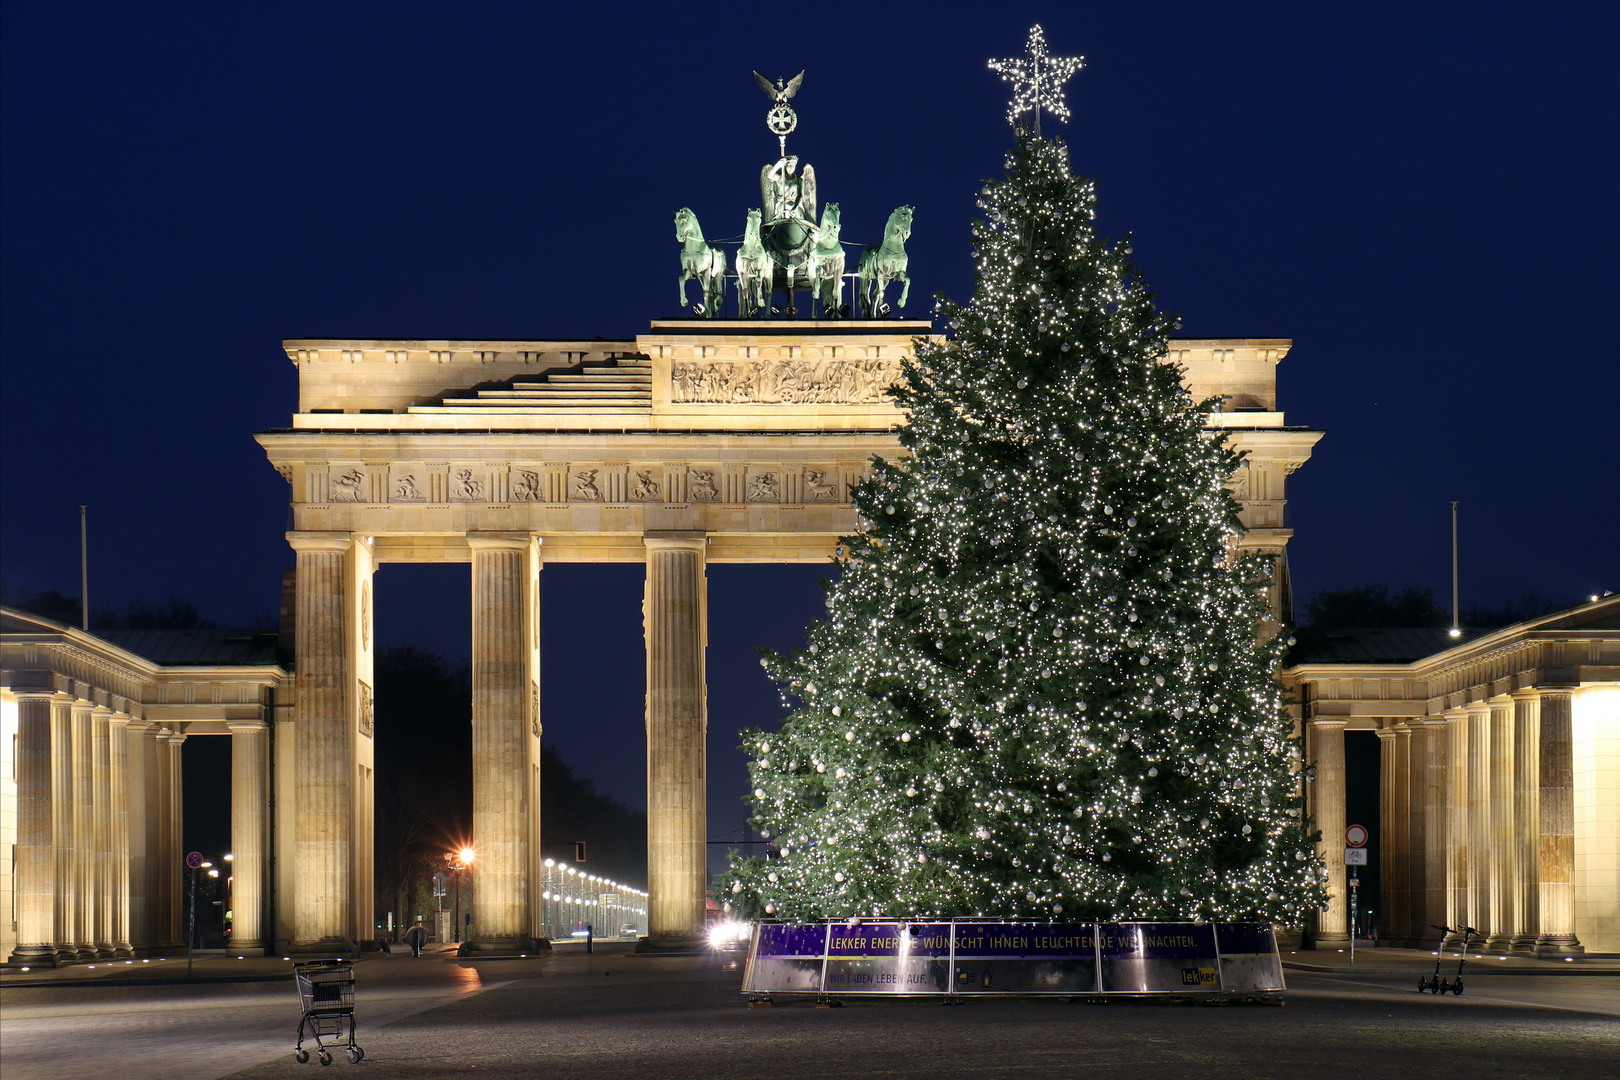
[1345,824,1369,848]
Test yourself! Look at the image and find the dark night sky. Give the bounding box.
[4,4,1616,865]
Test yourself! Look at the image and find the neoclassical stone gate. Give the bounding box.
[256,320,1320,951]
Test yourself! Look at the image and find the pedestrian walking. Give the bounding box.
[404,921,427,958]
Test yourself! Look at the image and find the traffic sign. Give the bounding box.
[1345,824,1369,848]
[1344,846,1368,865]
[185,851,205,869]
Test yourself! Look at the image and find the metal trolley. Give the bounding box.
[292,959,364,1065]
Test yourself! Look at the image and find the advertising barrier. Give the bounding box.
[742,920,1284,999]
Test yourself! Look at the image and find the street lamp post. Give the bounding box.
[444,847,474,944]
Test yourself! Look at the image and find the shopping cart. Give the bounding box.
[292,959,363,1065]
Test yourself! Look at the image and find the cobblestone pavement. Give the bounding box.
[0,947,519,1080]
[6,945,1617,1080]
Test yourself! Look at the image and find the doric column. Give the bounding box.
[9,693,59,967]
[229,719,270,951]
[1486,696,1516,947]
[1309,718,1348,945]
[1378,725,1410,943]
[91,707,115,956]
[463,532,542,954]
[1465,701,1491,937]
[643,533,709,945]
[1421,718,1451,942]
[123,719,154,952]
[1406,721,1430,944]
[164,731,186,947]
[51,696,79,961]
[141,724,170,950]
[287,532,371,955]
[1511,690,1540,950]
[1535,690,1582,954]
[71,701,96,958]
[108,713,134,956]
[1444,707,1470,940]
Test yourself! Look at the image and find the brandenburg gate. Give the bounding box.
[254,323,1318,952]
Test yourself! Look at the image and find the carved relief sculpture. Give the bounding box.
[806,469,840,503]
[748,471,781,502]
[361,582,371,649]
[454,469,485,500]
[358,680,374,738]
[687,469,718,502]
[393,474,424,501]
[671,356,901,405]
[512,470,543,501]
[330,468,366,502]
[530,680,540,738]
[573,470,602,501]
[631,470,663,502]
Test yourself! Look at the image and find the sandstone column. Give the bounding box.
[643,533,708,945]
[229,719,271,951]
[124,719,153,953]
[1465,702,1491,938]
[1512,690,1540,950]
[72,702,97,959]
[1486,696,1516,947]
[164,731,186,947]
[464,532,542,954]
[1422,718,1451,942]
[1536,689,1582,954]
[1406,721,1430,944]
[288,532,369,955]
[51,696,78,961]
[1445,708,1470,941]
[144,726,172,950]
[91,706,114,957]
[108,712,134,957]
[1378,726,1410,943]
[9,694,59,967]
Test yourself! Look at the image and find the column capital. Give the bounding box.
[466,531,539,551]
[286,531,354,553]
[1307,717,1348,730]
[643,531,707,551]
[1487,692,1516,707]
[1511,687,1542,702]
[226,718,269,735]
[123,717,154,734]
[161,730,187,746]
[106,712,132,729]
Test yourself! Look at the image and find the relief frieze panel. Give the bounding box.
[302,460,870,507]
[670,355,903,405]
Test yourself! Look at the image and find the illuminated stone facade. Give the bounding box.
[0,610,286,966]
[254,321,1320,952]
[1282,596,1620,954]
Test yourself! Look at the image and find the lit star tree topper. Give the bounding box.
[989,24,1085,136]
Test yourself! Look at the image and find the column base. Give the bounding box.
[457,937,546,957]
[1484,933,1515,950]
[1310,933,1350,949]
[635,933,708,955]
[289,938,360,960]
[1534,937,1584,957]
[6,946,62,969]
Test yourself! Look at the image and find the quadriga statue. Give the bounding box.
[675,208,727,317]
[810,203,845,317]
[857,206,913,317]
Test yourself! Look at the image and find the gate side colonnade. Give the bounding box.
[1283,595,1620,955]
[1,610,286,966]
[256,321,1321,952]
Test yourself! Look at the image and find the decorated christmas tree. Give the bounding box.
[720,28,1326,926]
